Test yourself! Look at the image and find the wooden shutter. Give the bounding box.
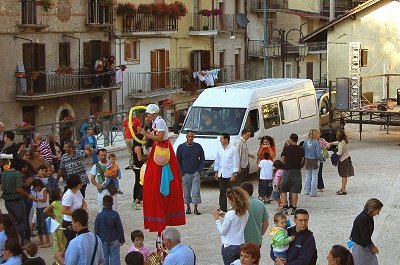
[23,43,34,72]
[306,62,313,80]
[124,42,131,61]
[159,50,166,89]
[200,50,211,70]
[101,41,111,59]
[36,43,46,71]
[83,42,91,68]
[59,42,71,67]
[150,50,158,90]
[165,50,170,88]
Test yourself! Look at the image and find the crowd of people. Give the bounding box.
[0,105,384,265]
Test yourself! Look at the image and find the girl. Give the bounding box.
[213,187,249,265]
[331,129,354,195]
[128,230,152,261]
[350,198,383,265]
[271,160,284,211]
[31,179,51,248]
[257,136,276,161]
[0,214,19,264]
[44,188,67,253]
[327,245,354,265]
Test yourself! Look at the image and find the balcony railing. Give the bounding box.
[122,14,178,33]
[15,71,118,99]
[320,0,365,17]
[219,14,244,31]
[87,1,113,26]
[307,42,327,52]
[188,13,218,31]
[249,40,264,57]
[250,0,288,12]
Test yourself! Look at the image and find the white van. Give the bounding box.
[173,79,319,180]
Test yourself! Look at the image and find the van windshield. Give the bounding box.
[182,107,246,135]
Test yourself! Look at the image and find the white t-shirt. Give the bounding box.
[62,189,84,222]
[32,188,49,209]
[258,159,273,180]
[153,116,169,141]
[215,209,249,247]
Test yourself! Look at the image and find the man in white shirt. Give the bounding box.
[214,132,239,212]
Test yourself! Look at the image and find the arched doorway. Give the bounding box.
[56,104,76,145]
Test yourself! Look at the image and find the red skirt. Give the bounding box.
[143,140,186,233]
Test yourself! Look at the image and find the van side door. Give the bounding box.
[261,102,282,157]
[243,106,261,173]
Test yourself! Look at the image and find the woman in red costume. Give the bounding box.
[140,104,185,248]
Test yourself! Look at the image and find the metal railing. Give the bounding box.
[250,0,288,11]
[87,1,113,24]
[122,13,178,32]
[219,14,243,31]
[249,40,264,57]
[15,71,117,96]
[218,64,259,84]
[188,13,218,31]
[307,42,327,52]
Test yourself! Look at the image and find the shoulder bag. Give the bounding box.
[95,163,118,196]
[90,233,99,265]
[153,142,170,166]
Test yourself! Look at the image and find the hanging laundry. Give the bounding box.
[115,69,123,84]
[192,69,220,87]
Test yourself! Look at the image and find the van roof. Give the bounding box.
[192,78,314,108]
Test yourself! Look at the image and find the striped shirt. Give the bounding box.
[38,140,53,164]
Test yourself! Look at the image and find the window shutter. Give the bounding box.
[101,41,111,59]
[165,50,170,88]
[59,42,70,67]
[200,50,211,70]
[133,41,138,60]
[65,42,71,67]
[83,42,91,68]
[124,42,131,61]
[23,43,34,72]
[151,50,158,89]
[36,43,46,71]
[191,51,195,71]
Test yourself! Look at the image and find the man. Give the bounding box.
[177,108,188,130]
[0,131,18,169]
[64,209,104,264]
[235,128,255,184]
[33,133,53,164]
[270,209,317,265]
[214,132,239,212]
[240,182,269,246]
[176,130,205,215]
[57,140,92,197]
[95,195,125,265]
[122,110,141,169]
[1,158,35,243]
[162,227,195,265]
[280,133,304,215]
[0,122,5,150]
[90,148,119,213]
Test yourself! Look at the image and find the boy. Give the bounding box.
[95,195,125,265]
[22,241,46,265]
[102,153,123,194]
[258,151,274,204]
[269,212,295,260]
[45,164,59,193]
[35,165,48,184]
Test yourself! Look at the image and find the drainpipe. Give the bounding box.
[329,0,335,21]
[244,0,249,79]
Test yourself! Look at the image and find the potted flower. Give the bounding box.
[36,0,52,12]
[163,98,175,110]
[31,71,39,80]
[15,122,34,135]
[120,65,127,71]
[198,9,212,17]
[95,111,113,121]
[60,116,78,126]
[212,8,223,16]
[56,65,74,74]
[99,0,115,7]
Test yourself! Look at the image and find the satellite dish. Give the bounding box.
[236,13,249,28]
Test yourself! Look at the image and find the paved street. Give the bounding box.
[1,124,400,264]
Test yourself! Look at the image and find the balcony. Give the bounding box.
[250,0,288,13]
[122,14,178,36]
[18,0,49,30]
[188,13,218,36]
[86,1,113,29]
[219,64,258,84]
[320,0,366,17]
[249,40,264,58]
[307,42,327,53]
[218,14,244,32]
[15,71,119,101]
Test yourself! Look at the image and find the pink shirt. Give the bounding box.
[128,244,152,260]
[273,169,284,187]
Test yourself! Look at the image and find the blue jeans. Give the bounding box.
[36,207,48,235]
[303,168,319,196]
[102,240,120,265]
[221,245,240,265]
[273,250,288,260]
[5,199,26,242]
[103,177,120,189]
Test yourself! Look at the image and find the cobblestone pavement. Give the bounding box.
[1,124,400,264]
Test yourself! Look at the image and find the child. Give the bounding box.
[269,212,295,261]
[102,153,123,194]
[272,160,284,211]
[134,154,149,210]
[35,165,48,185]
[128,230,152,261]
[45,164,59,194]
[31,179,51,248]
[0,214,19,264]
[22,241,46,264]
[258,151,274,204]
[94,195,125,264]
[44,188,66,253]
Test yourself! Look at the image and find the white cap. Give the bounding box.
[146,104,160,114]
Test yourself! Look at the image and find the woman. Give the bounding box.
[140,104,185,248]
[327,245,354,265]
[2,238,27,265]
[48,133,62,172]
[61,174,87,248]
[79,126,98,164]
[213,187,249,265]
[350,198,383,265]
[132,134,144,209]
[317,133,330,192]
[26,145,46,174]
[303,129,323,197]
[18,160,35,243]
[331,129,354,195]
[18,150,30,161]
[257,136,276,161]
[231,242,261,265]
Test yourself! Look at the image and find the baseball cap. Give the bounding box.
[146,104,160,114]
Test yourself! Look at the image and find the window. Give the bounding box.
[87,0,112,24]
[21,0,37,25]
[22,106,36,126]
[244,109,259,134]
[299,95,317,118]
[124,40,140,62]
[59,42,71,67]
[280,98,299,124]
[262,103,280,129]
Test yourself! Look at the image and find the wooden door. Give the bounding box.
[90,96,101,115]
[306,62,313,80]
[150,49,170,90]
[235,53,240,80]
[219,51,225,68]
[22,106,36,126]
